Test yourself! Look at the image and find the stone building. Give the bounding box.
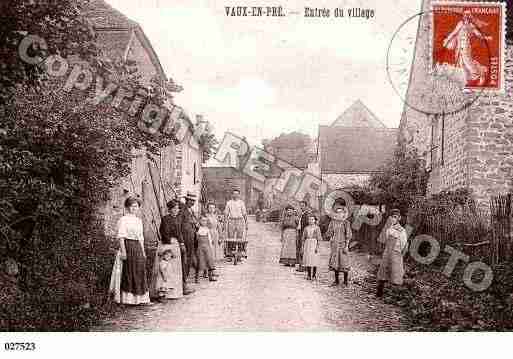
[317,100,398,189]
[400,0,513,205]
[85,1,204,244]
[203,167,256,212]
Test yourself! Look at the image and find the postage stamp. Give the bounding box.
[431,1,506,93]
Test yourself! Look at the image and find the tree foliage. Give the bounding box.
[368,143,429,212]
[0,0,180,330]
[0,0,98,102]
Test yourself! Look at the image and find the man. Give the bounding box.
[179,191,199,282]
[160,199,194,295]
[296,200,310,272]
[376,208,408,298]
[224,188,248,240]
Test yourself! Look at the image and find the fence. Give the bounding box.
[490,193,512,264]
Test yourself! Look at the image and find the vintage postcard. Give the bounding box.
[0,0,512,356]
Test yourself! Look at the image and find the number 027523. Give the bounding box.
[4,342,36,351]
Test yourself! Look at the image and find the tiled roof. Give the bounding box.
[82,0,137,29]
[319,126,398,173]
[331,100,386,128]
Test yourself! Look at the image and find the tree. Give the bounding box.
[369,143,429,212]
[0,0,98,102]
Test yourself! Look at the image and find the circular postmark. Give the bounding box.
[386,7,495,117]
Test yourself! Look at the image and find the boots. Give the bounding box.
[208,269,217,282]
[183,283,195,295]
[343,271,349,286]
[312,267,317,280]
[376,280,385,297]
[330,271,339,287]
[306,267,312,280]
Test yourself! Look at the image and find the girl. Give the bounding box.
[114,197,151,305]
[327,203,352,287]
[196,216,217,283]
[279,205,298,266]
[376,209,408,297]
[155,248,182,300]
[206,202,224,262]
[302,214,322,280]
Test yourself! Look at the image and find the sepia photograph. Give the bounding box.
[0,0,512,356]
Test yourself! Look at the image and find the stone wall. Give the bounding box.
[400,0,513,205]
[203,167,249,211]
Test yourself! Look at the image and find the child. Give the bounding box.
[156,249,175,300]
[376,209,408,297]
[327,203,352,287]
[302,214,322,280]
[195,216,217,283]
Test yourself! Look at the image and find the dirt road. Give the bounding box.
[97,217,406,331]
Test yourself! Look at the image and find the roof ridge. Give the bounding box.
[330,100,387,128]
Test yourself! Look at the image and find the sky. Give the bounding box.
[105,0,422,149]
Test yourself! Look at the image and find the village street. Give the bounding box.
[97,217,407,331]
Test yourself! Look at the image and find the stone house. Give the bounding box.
[317,100,398,190]
[203,167,256,212]
[85,1,204,245]
[400,0,513,206]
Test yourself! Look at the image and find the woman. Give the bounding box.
[376,209,408,297]
[327,203,352,287]
[151,199,183,300]
[195,216,217,283]
[206,202,224,262]
[111,197,150,305]
[279,205,298,266]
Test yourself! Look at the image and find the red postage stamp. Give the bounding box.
[431,1,506,92]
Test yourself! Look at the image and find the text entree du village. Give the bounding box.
[304,7,374,19]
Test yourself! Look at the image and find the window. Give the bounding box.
[193,162,197,184]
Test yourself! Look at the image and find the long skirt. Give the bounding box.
[150,241,183,299]
[120,239,150,304]
[329,239,351,272]
[197,243,215,272]
[279,228,297,265]
[302,238,320,267]
[211,228,224,261]
[377,249,404,285]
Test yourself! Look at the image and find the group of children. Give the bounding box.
[298,204,351,286]
[290,201,408,298]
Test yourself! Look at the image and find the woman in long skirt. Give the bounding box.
[302,214,322,280]
[327,203,352,287]
[376,209,408,297]
[279,205,298,266]
[195,216,217,283]
[112,197,151,305]
[206,202,224,261]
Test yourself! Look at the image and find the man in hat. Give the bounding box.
[376,208,408,298]
[180,191,199,282]
[160,199,194,295]
[224,188,247,241]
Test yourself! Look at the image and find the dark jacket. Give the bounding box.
[180,207,199,248]
[159,214,183,245]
